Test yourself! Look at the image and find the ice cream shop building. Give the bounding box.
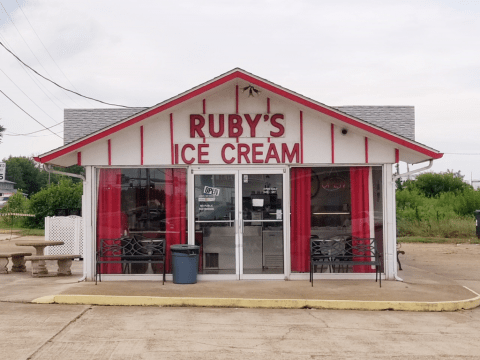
[35,69,443,282]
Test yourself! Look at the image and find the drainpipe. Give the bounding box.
[43,164,85,181]
[392,159,433,282]
[393,159,433,181]
[43,164,87,282]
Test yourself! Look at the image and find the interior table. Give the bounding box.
[15,240,64,275]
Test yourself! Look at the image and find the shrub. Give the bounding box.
[0,192,30,227]
[26,179,83,229]
[404,171,471,198]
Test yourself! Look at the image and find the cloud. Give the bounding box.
[0,0,479,179]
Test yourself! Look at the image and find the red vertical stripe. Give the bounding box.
[331,124,335,164]
[108,139,111,165]
[236,85,239,114]
[202,99,206,114]
[300,111,304,164]
[350,167,374,273]
[365,137,369,163]
[290,167,311,272]
[140,126,144,165]
[267,98,270,113]
[175,144,179,164]
[170,113,174,165]
[77,152,81,166]
[395,148,399,163]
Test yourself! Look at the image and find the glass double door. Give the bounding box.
[192,169,285,279]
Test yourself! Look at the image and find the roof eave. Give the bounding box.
[36,68,443,164]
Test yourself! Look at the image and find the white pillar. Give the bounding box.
[83,166,95,281]
[384,164,396,280]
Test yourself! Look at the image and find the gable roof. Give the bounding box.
[64,106,415,145]
[36,68,442,164]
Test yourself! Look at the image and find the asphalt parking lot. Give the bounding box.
[1,235,479,359]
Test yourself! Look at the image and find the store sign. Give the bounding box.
[0,163,5,181]
[173,113,300,165]
[190,114,285,138]
[203,186,220,196]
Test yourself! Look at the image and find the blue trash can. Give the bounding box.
[171,244,200,284]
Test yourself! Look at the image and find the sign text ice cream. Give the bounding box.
[174,114,300,164]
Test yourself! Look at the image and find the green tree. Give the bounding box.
[404,170,471,198]
[3,156,43,196]
[2,156,84,197]
[26,179,83,228]
[0,124,4,144]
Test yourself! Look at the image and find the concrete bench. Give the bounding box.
[25,255,81,277]
[0,252,32,273]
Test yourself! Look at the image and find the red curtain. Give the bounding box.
[290,167,311,272]
[165,168,187,272]
[350,167,374,273]
[97,168,123,274]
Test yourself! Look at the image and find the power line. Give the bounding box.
[0,33,66,110]
[0,68,60,124]
[4,122,63,136]
[4,131,62,137]
[0,41,136,108]
[0,88,63,139]
[444,153,480,155]
[14,0,90,106]
[0,1,82,107]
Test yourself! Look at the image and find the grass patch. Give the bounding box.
[398,236,480,244]
[0,227,44,236]
[397,217,476,238]
[18,228,45,236]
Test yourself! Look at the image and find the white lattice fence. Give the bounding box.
[45,216,84,258]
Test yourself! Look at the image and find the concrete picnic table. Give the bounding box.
[15,240,64,275]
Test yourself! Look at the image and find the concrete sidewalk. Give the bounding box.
[1,234,479,311]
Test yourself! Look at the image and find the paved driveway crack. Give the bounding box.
[26,306,92,360]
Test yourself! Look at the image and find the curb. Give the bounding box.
[32,286,480,312]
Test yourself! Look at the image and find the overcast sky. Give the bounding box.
[1,0,479,181]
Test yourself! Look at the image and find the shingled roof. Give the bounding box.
[64,106,415,145]
[334,106,415,141]
[64,108,147,145]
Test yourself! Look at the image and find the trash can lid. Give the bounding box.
[170,244,200,253]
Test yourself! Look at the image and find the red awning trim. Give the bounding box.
[35,70,443,164]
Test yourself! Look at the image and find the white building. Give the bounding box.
[35,69,443,282]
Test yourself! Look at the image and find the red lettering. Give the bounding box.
[181,144,195,164]
[209,114,225,137]
[190,115,205,138]
[228,114,243,138]
[244,114,262,137]
[237,143,251,163]
[252,143,264,163]
[265,143,280,163]
[270,114,285,137]
[221,143,236,164]
[282,143,300,163]
[198,144,210,164]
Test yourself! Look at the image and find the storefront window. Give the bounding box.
[96,168,187,274]
[290,166,383,273]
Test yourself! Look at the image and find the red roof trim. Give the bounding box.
[37,70,442,163]
[235,72,443,160]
